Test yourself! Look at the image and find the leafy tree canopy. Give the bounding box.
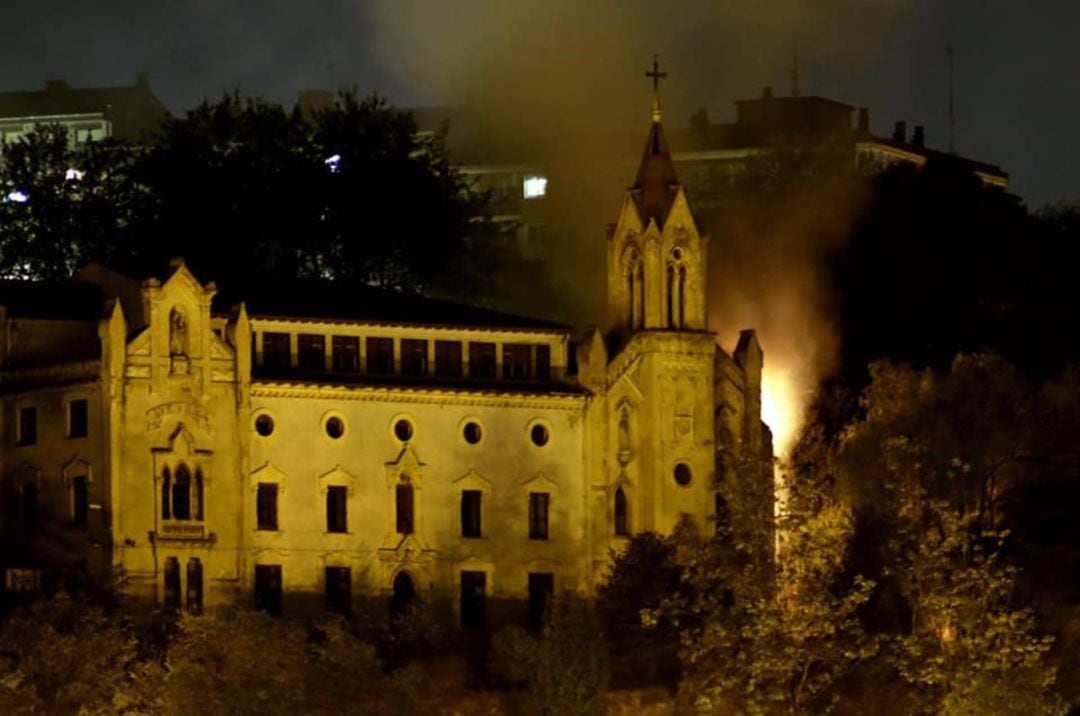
[0,92,535,307]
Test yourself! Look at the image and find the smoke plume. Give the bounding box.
[366,1,911,454]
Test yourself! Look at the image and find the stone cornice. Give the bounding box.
[252,380,588,411]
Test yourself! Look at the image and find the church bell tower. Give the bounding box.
[607,56,708,340]
[594,58,718,541]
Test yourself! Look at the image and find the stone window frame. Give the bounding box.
[526,417,553,449]
[61,456,93,527]
[318,466,357,537]
[389,412,417,445]
[521,473,559,542]
[251,408,277,440]
[320,409,348,443]
[250,462,288,537]
[453,470,492,540]
[152,425,212,526]
[458,415,485,446]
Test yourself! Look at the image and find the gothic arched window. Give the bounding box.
[625,249,643,330]
[614,487,629,536]
[195,468,205,521]
[172,464,192,520]
[396,480,414,535]
[618,409,631,454]
[678,265,687,328]
[161,466,171,520]
[666,264,676,328]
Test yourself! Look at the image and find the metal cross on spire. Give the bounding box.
[646,54,667,122]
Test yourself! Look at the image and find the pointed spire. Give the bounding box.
[633,55,679,227]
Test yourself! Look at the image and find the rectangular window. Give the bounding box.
[468,342,496,379]
[366,337,394,375]
[401,339,428,377]
[434,341,462,377]
[461,490,482,538]
[536,345,551,381]
[502,343,532,380]
[331,336,360,373]
[326,485,348,534]
[254,564,283,616]
[529,492,550,540]
[325,566,351,616]
[396,482,415,535]
[262,332,291,371]
[256,483,279,531]
[68,399,88,438]
[18,406,36,446]
[523,175,548,199]
[297,334,326,372]
[460,570,487,630]
[71,476,89,527]
[163,557,181,612]
[528,572,554,632]
[186,558,203,614]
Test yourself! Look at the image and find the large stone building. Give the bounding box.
[0,89,772,627]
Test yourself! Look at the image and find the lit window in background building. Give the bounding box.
[5,191,28,203]
[522,175,547,199]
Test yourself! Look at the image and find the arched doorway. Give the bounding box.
[389,571,416,616]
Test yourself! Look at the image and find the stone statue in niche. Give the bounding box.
[169,308,188,358]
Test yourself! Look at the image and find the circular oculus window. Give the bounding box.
[325,416,345,439]
[530,423,550,447]
[673,462,693,487]
[394,419,414,442]
[463,421,482,445]
[254,414,274,437]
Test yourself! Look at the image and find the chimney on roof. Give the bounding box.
[45,80,70,93]
[762,85,774,99]
[857,107,869,134]
[912,125,925,148]
[892,120,907,143]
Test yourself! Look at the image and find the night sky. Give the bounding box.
[2,1,1077,206]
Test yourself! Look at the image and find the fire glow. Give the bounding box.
[761,363,801,459]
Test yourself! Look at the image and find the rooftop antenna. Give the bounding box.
[947,44,956,154]
[790,41,801,97]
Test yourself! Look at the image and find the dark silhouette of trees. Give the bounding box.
[0,92,537,308]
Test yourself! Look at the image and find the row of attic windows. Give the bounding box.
[257,333,553,381]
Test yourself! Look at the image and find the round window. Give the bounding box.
[672,247,683,261]
[254,414,274,437]
[463,421,482,444]
[325,416,345,439]
[530,424,550,447]
[394,419,414,442]
[674,463,693,487]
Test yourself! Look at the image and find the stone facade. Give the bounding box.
[0,109,772,626]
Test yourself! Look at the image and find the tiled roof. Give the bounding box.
[0,280,108,321]
[212,278,569,332]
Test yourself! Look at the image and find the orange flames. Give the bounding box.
[761,362,804,459]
